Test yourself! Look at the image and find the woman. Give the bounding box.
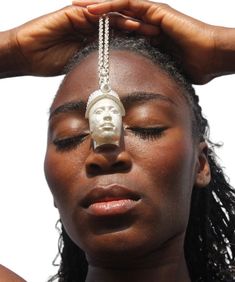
[1,0,235,281]
[45,33,235,282]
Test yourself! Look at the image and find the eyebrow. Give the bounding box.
[49,91,176,120]
[49,101,87,120]
[121,91,177,108]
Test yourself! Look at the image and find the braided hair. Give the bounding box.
[48,34,235,282]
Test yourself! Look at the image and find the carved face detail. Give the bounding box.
[88,97,122,148]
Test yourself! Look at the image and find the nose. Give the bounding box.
[103,110,112,121]
[104,115,111,121]
[85,145,132,175]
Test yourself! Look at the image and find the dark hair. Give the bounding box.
[48,34,235,282]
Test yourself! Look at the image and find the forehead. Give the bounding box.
[52,50,186,111]
[91,98,120,108]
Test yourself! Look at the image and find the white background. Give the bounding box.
[0,1,234,281]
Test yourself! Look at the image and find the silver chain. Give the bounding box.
[98,16,110,93]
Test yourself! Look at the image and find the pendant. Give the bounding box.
[85,89,125,149]
[85,15,125,149]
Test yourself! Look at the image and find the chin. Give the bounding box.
[81,224,155,266]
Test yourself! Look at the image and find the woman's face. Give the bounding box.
[44,51,205,266]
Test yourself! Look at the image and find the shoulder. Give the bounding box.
[0,264,26,282]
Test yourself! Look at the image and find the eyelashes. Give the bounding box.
[126,127,166,140]
[53,127,166,151]
[53,134,89,151]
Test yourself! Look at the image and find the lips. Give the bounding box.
[81,184,141,216]
[99,123,115,130]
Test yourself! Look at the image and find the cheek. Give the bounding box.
[131,130,194,183]
[44,144,92,247]
[114,115,122,126]
[90,116,100,128]
[44,144,88,211]
[127,130,196,224]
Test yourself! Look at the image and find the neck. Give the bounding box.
[85,235,191,282]
[86,256,190,282]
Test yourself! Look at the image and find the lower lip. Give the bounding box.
[101,126,114,130]
[86,199,139,216]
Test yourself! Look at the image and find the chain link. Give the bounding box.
[98,16,110,92]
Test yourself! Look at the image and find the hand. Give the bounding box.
[73,0,221,84]
[1,3,159,78]
[1,5,99,77]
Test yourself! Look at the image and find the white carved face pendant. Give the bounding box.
[88,97,122,148]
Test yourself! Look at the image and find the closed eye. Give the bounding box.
[126,127,166,140]
[53,133,89,151]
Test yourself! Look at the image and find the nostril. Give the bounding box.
[112,161,127,171]
[86,151,132,175]
[104,116,111,121]
[89,163,102,173]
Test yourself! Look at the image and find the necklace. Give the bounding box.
[85,15,125,149]
[98,16,110,93]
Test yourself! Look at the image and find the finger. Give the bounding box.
[85,0,168,26]
[73,0,172,29]
[86,0,148,16]
[110,14,160,36]
[72,0,101,7]
[120,9,136,18]
[67,6,99,30]
[73,1,141,22]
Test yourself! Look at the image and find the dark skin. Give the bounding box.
[0,265,26,282]
[0,1,234,280]
[44,51,211,282]
[74,0,235,84]
[0,5,99,77]
[1,0,235,82]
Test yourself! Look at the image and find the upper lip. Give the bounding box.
[101,122,114,127]
[81,184,141,208]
